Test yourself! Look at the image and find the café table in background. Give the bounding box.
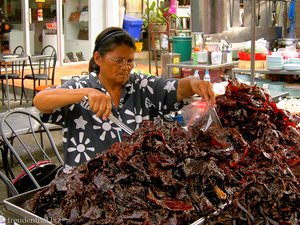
[0,54,28,111]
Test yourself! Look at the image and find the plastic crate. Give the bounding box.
[122,15,143,40]
[238,51,268,60]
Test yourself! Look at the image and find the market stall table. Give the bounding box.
[232,67,299,100]
[232,68,300,76]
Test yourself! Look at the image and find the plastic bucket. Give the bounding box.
[135,42,143,52]
[172,36,192,62]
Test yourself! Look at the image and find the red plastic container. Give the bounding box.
[238,51,268,60]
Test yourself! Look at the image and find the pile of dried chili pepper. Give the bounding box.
[23,78,300,225]
[207,78,300,224]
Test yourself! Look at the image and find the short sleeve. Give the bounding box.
[132,72,183,115]
[39,80,79,125]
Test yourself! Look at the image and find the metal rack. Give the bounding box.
[146,0,192,75]
[149,21,170,76]
[249,0,294,84]
[146,0,172,76]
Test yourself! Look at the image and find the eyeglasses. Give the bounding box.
[107,55,136,68]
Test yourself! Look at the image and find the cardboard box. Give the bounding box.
[238,60,265,69]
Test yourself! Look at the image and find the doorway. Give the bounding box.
[29,0,57,55]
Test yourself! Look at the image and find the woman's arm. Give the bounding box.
[33,88,91,113]
[33,88,112,119]
[177,77,216,106]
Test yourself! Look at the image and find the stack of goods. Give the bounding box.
[238,52,267,69]
[238,39,269,69]
[266,55,284,70]
[23,79,300,225]
[284,57,300,71]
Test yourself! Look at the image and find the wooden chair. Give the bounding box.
[0,109,64,194]
[21,45,57,102]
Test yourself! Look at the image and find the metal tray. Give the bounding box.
[4,187,53,225]
[191,217,205,225]
[4,187,205,225]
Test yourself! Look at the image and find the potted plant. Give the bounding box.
[141,0,179,51]
[142,0,169,33]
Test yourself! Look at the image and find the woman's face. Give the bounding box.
[95,44,135,86]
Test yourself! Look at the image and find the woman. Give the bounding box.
[33,27,215,167]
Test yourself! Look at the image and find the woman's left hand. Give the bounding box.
[189,78,216,106]
[177,77,216,106]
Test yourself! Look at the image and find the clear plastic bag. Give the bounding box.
[181,100,213,129]
[181,100,233,153]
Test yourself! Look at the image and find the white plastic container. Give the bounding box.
[197,51,208,64]
[211,51,222,65]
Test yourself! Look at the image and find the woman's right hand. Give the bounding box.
[34,87,112,119]
[85,89,112,120]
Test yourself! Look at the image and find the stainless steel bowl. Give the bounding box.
[277,38,300,49]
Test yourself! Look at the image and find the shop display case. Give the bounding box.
[64,0,89,61]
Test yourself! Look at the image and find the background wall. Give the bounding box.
[296,1,300,37]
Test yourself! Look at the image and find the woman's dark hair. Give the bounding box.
[89,27,136,73]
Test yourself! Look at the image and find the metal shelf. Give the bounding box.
[232,68,300,76]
